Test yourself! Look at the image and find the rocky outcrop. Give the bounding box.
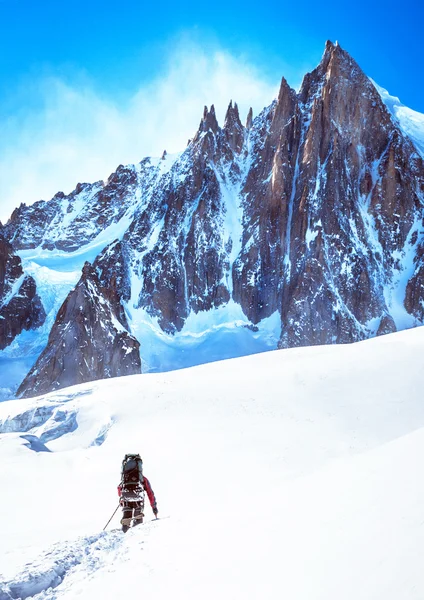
[127,102,245,333]
[93,240,132,329]
[377,314,397,336]
[223,101,244,154]
[0,236,45,350]
[234,78,300,324]
[2,40,424,396]
[1,165,139,252]
[17,261,141,398]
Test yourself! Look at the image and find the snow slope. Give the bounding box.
[374,80,424,159]
[1,327,424,599]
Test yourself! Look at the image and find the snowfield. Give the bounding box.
[1,326,424,599]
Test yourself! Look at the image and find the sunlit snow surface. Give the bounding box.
[373,80,424,159]
[129,302,281,373]
[1,329,424,599]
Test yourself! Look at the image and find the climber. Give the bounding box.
[118,453,158,532]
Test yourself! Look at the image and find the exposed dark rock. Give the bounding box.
[234,77,299,324]
[1,165,139,252]
[246,107,253,130]
[223,101,244,153]
[93,240,132,329]
[17,261,141,398]
[377,314,397,336]
[0,236,45,350]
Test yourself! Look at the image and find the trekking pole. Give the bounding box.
[103,503,120,531]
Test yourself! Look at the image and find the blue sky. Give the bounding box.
[0,0,422,221]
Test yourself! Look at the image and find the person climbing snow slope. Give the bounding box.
[118,453,158,532]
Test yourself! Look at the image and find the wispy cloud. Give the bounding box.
[0,43,279,223]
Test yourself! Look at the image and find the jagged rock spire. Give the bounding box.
[198,105,219,135]
[277,77,292,103]
[223,100,244,153]
[246,107,253,130]
[192,105,220,147]
[299,40,355,105]
[223,100,242,129]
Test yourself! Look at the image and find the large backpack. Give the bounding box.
[121,453,143,486]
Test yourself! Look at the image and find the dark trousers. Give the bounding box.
[120,497,144,530]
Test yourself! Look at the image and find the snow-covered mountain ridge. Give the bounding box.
[1,327,424,599]
[374,80,424,159]
[1,40,424,398]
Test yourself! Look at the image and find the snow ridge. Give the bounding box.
[373,79,424,159]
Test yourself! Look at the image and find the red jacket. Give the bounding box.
[118,476,158,514]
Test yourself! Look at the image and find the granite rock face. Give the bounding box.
[17,261,141,398]
[2,40,424,396]
[274,42,424,347]
[2,165,139,252]
[0,236,45,350]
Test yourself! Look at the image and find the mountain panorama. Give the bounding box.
[1,40,424,399]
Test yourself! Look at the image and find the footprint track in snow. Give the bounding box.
[0,529,132,600]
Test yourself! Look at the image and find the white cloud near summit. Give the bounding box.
[0,45,278,223]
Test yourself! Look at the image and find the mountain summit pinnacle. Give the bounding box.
[223,100,244,153]
[246,107,253,129]
[198,105,219,135]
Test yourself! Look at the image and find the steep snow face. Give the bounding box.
[1,329,424,598]
[0,238,46,388]
[127,301,281,373]
[374,80,424,159]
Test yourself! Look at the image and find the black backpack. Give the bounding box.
[121,453,143,486]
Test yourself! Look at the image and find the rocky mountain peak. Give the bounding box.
[299,40,364,108]
[274,77,297,124]
[223,100,241,127]
[246,107,253,130]
[277,76,292,102]
[223,100,244,154]
[197,104,219,136]
[81,260,95,280]
[2,40,424,399]
[320,40,350,69]
[298,40,395,168]
[74,182,91,195]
